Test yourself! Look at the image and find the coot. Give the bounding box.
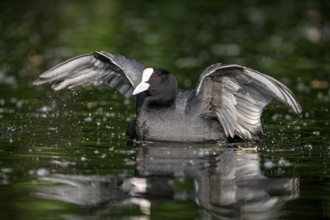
[33,51,302,142]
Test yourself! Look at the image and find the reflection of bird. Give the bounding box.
[33,51,302,142]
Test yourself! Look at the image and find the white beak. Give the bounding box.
[132,82,150,95]
[132,68,154,95]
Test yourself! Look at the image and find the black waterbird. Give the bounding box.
[33,51,302,142]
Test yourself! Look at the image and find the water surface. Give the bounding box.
[0,0,329,219]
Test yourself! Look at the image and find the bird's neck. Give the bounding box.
[145,86,178,108]
[145,94,176,108]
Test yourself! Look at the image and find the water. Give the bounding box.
[0,0,330,219]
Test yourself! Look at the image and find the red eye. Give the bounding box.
[153,75,159,80]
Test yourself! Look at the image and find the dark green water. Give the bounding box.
[0,0,329,219]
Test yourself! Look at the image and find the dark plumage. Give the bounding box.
[33,51,302,142]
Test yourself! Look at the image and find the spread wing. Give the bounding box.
[195,63,302,139]
[33,51,145,98]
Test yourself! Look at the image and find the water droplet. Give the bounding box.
[84,116,92,122]
[38,105,53,113]
[278,158,291,167]
[304,144,313,150]
[36,168,49,177]
[81,156,87,161]
[312,131,320,136]
[264,160,274,169]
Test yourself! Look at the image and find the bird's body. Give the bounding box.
[33,51,302,142]
[134,90,226,142]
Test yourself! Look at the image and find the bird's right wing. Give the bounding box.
[33,51,145,98]
[194,64,302,140]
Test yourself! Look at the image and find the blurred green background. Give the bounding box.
[0,0,330,219]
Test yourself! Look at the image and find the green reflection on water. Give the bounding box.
[0,0,330,219]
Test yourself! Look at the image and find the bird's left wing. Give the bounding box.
[33,51,145,98]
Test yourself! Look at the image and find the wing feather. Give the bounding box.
[33,51,145,98]
[195,64,302,140]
